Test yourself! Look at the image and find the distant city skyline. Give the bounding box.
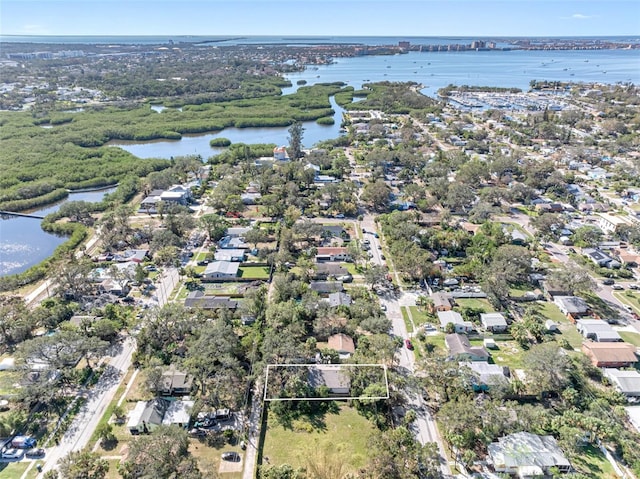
[2,0,639,38]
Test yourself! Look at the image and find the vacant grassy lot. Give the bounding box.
[261,404,375,474]
[490,339,526,369]
[408,306,435,328]
[455,298,493,312]
[239,265,270,279]
[533,302,584,349]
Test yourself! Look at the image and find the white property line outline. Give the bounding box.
[263,363,390,401]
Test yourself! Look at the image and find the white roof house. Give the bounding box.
[604,369,640,397]
[480,313,508,332]
[438,310,473,333]
[162,400,194,427]
[203,261,240,279]
[488,432,571,475]
[576,319,622,342]
[626,406,640,433]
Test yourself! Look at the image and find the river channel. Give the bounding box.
[0,187,116,277]
[109,96,346,160]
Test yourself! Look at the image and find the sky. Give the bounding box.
[1,0,639,37]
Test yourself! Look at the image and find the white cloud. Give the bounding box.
[567,13,595,20]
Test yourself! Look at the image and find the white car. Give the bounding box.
[2,448,24,460]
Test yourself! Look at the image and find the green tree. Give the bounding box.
[287,121,304,160]
[120,426,202,479]
[199,214,229,242]
[58,451,108,479]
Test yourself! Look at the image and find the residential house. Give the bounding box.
[582,342,637,368]
[219,236,249,250]
[307,365,351,396]
[214,249,246,262]
[582,248,619,268]
[98,278,130,297]
[127,398,170,434]
[160,365,193,396]
[598,213,634,234]
[273,145,289,161]
[160,185,192,205]
[183,291,238,310]
[603,369,640,399]
[430,292,453,312]
[460,362,510,391]
[202,261,240,280]
[445,334,489,361]
[310,281,344,295]
[226,227,252,238]
[438,311,473,333]
[576,319,622,342]
[480,312,508,332]
[488,432,571,476]
[554,296,590,320]
[315,262,348,279]
[162,400,194,428]
[327,292,352,308]
[115,249,149,263]
[315,247,352,262]
[327,333,356,359]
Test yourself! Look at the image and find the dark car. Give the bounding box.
[221,451,240,462]
[603,278,615,286]
[25,448,45,458]
[405,339,414,350]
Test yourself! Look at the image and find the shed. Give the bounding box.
[545,320,558,332]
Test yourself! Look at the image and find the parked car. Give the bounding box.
[25,448,45,459]
[221,451,240,462]
[2,448,24,460]
[602,278,615,286]
[612,284,624,290]
[188,428,208,438]
[405,339,414,350]
[380,304,387,311]
[630,284,640,290]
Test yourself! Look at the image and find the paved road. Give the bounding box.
[39,337,136,476]
[365,215,451,477]
[28,268,178,478]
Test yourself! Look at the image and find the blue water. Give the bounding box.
[0,187,116,277]
[110,96,346,159]
[283,49,640,97]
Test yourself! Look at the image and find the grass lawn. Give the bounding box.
[420,333,447,357]
[571,444,619,479]
[0,370,22,396]
[239,265,270,279]
[344,263,359,276]
[189,437,244,479]
[619,331,640,347]
[261,404,375,474]
[534,302,584,349]
[408,306,434,328]
[401,307,414,333]
[490,340,526,369]
[455,298,493,312]
[0,462,31,479]
[615,291,640,312]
